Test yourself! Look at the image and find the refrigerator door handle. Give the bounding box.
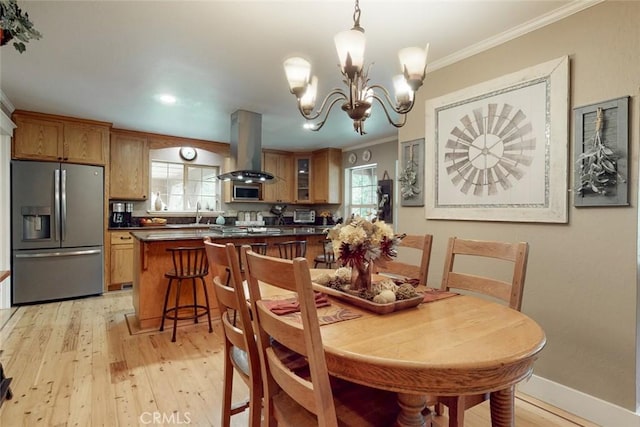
[15,249,102,259]
[54,168,61,241]
[61,168,67,241]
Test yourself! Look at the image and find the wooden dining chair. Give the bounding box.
[433,236,529,427]
[242,246,401,427]
[203,238,262,427]
[375,234,433,286]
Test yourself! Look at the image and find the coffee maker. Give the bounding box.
[110,202,126,227]
[124,203,133,227]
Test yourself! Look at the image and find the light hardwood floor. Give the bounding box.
[0,290,596,426]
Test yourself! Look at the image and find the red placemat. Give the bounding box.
[422,288,458,303]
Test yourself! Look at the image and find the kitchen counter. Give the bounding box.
[128,225,329,331]
[130,226,328,242]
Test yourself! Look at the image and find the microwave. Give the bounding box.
[293,209,316,223]
[233,184,261,201]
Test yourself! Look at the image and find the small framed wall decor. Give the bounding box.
[399,139,425,207]
[574,96,629,207]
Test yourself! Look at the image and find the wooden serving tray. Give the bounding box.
[312,283,422,314]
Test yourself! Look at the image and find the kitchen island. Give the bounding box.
[129,226,328,330]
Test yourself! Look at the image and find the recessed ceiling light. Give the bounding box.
[303,123,314,130]
[157,94,177,105]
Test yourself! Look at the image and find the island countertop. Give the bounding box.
[129,226,330,330]
[130,226,328,242]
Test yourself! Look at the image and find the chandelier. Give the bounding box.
[283,0,429,135]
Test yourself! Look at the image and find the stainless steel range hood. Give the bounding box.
[217,110,274,183]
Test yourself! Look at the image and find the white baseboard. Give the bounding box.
[517,375,639,427]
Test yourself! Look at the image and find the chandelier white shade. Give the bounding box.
[283,0,429,135]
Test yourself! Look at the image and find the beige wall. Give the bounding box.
[399,1,639,410]
[343,140,398,222]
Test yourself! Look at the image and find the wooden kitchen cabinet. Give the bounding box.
[110,231,134,289]
[312,148,342,204]
[110,130,148,200]
[63,121,109,165]
[12,111,109,165]
[262,149,293,203]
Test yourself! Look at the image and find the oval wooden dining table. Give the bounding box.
[259,270,546,427]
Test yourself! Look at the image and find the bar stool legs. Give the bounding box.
[160,246,213,342]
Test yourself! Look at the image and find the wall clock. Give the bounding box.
[179,146,197,161]
[362,149,372,162]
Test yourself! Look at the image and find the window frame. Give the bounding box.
[345,163,378,220]
[150,160,221,212]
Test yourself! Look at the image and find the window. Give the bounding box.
[151,161,220,212]
[346,164,377,219]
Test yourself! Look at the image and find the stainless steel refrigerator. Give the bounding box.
[11,160,104,304]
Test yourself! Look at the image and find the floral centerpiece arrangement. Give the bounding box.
[319,216,418,304]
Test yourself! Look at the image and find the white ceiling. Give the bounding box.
[0,0,597,151]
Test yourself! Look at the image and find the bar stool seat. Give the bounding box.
[160,246,213,342]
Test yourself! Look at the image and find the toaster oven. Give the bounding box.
[293,209,316,223]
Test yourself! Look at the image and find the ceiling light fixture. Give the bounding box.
[283,0,429,135]
[157,94,177,105]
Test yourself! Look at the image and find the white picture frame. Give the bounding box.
[425,56,569,223]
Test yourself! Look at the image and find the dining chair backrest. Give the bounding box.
[440,237,529,311]
[274,240,307,259]
[242,246,339,426]
[203,238,262,427]
[375,234,433,287]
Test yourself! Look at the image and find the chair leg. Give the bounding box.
[159,278,173,332]
[447,396,465,427]
[172,279,183,342]
[192,278,199,324]
[200,277,213,333]
[221,343,234,427]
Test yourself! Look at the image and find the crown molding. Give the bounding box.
[344,135,397,152]
[0,90,15,115]
[427,0,604,73]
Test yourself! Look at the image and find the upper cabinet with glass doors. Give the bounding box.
[294,155,311,203]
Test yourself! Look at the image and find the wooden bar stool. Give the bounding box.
[160,246,213,342]
[234,242,268,272]
[274,240,306,259]
[314,240,335,268]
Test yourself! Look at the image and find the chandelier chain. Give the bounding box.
[353,0,361,29]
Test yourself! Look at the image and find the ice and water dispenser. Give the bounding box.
[21,206,52,241]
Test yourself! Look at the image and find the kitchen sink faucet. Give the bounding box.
[195,201,202,224]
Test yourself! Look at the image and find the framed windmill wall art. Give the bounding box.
[425,56,569,223]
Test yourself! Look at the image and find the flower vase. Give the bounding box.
[350,262,372,292]
[154,193,163,211]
